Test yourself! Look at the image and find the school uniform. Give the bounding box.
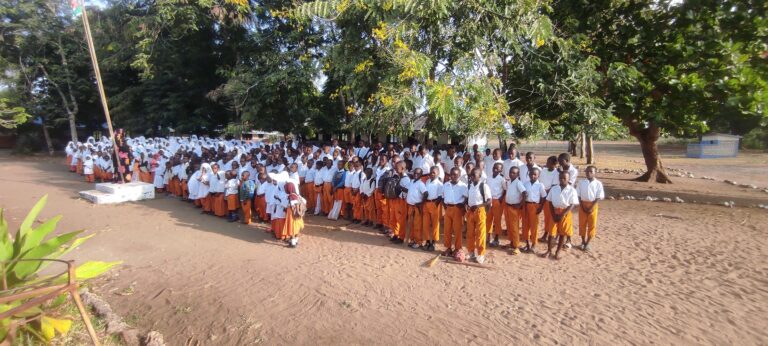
[466,181,491,257]
[83,158,95,183]
[519,164,540,184]
[539,168,559,237]
[389,175,410,240]
[225,178,240,212]
[502,158,524,180]
[304,168,317,212]
[405,179,426,244]
[374,165,390,227]
[312,167,324,215]
[255,180,269,221]
[485,174,505,237]
[360,177,377,223]
[577,178,604,239]
[503,177,526,249]
[211,171,227,217]
[239,179,257,224]
[321,166,335,214]
[522,180,547,245]
[350,170,364,221]
[442,181,467,251]
[271,188,287,239]
[422,178,443,243]
[546,184,579,237]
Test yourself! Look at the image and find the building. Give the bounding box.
[686,133,740,158]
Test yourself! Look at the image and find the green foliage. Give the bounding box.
[742,126,768,150]
[0,98,31,129]
[0,196,121,343]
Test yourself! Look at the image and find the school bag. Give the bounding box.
[378,170,394,194]
[384,174,402,199]
[291,195,307,218]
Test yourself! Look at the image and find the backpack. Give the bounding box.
[378,170,394,194]
[291,195,307,218]
[384,174,402,199]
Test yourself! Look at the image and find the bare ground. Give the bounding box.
[1,143,767,345]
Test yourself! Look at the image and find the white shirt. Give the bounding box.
[502,158,524,180]
[484,158,503,178]
[547,184,579,208]
[444,154,459,172]
[321,166,335,183]
[351,170,363,189]
[344,169,355,188]
[559,165,579,185]
[361,177,376,197]
[314,167,325,185]
[442,181,468,205]
[519,164,540,184]
[406,180,426,205]
[467,181,491,207]
[523,180,547,202]
[504,178,526,204]
[225,179,239,196]
[305,168,316,184]
[486,174,505,199]
[577,178,605,202]
[375,166,390,188]
[425,178,443,201]
[398,175,411,199]
[539,168,559,190]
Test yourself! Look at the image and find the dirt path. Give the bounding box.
[1,148,767,345]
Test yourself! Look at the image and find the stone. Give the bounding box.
[645,196,654,201]
[608,196,616,200]
[662,197,672,202]
[121,329,140,346]
[674,196,684,203]
[144,331,166,346]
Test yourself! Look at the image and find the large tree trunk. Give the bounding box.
[41,120,54,155]
[585,135,595,164]
[625,119,672,183]
[578,131,585,159]
[568,140,577,156]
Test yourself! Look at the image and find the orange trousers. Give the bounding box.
[443,205,464,250]
[255,195,268,221]
[181,181,189,199]
[466,207,487,256]
[554,208,574,237]
[352,192,363,220]
[422,201,441,241]
[304,183,315,211]
[334,188,346,217]
[503,204,523,249]
[579,202,599,239]
[322,182,333,214]
[374,190,388,227]
[77,161,83,175]
[406,204,423,243]
[522,203,541,245]
[227,194,238,211]
[66,155,72,168]
[94,167,103,181]
[388,198,406,238]
[241,199,253,224]
[486,199,503,235]
[542,201,555,238]
[201,195,213,212]
[362,195,376,222]
[85,174,95,183]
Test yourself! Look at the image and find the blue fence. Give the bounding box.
[686,140,739,158]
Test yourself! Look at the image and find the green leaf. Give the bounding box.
[10,230,83,281]
[18,215,62,257]
[15,195,48,246]
[40,261,122,286]
[0,209,11,261]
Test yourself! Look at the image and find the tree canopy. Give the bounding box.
[0,0,765,182]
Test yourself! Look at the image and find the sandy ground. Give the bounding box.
[1,143,768,345]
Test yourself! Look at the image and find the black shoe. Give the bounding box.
[390,235,399,242]
[375,224,383,229]
[393,238,404,244]
[427,243,436,252]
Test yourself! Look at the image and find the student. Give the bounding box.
[343,159,357,220]
[196,163,213,213]
[486,162,505,247]
[312,161,324,215]
[210,163,227,217]
[484,148,503,179]
[422,166,443,252]
[502,147,523,179]
[329,160,347,220]
[466,168,492,264]
[239,171,256,224]
[350,161,364,223]
[519,152,539,184]
[271,181,287,240]
[542,171,579,259]
[442,167,467,258]
[503,166,526,254]
[405,168,426,249]
[360,167,377,226]
[282,182,306,248]
[83,155,95,183]
[225,170,240,222]
[374,155,392,230]
[304,159,317,212]
[522,167,547,253]
[539,156,559,243]
[255,173,269,222]
[388,160,409,244]
[321,158,335,215]
[557,152,579,247]
[577,166,604,251]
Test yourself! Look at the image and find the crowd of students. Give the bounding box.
[64,135,604,261]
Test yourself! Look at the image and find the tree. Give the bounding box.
[551,0,768,182]
[0,98,31,129]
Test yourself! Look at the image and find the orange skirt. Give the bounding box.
[214,193,227,217]
[227,194,238,211]
[66,155,72,167]
[283,210,303,238]
[272,218,286,239]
